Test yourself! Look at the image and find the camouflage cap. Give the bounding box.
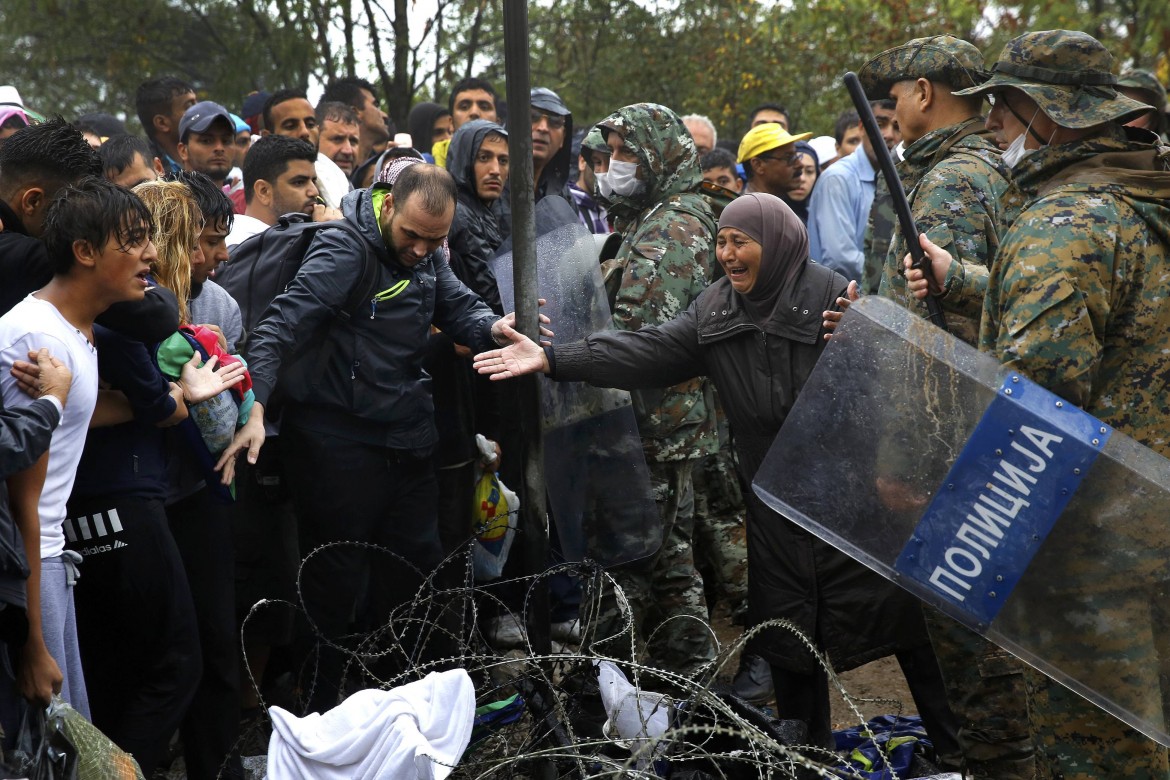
[1117,69,1168,110]
[952,30,1150,129]
[858,35,987,100]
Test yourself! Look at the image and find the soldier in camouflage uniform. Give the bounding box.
[861,176,895,295]
[908,29,1170,780]
[585,103,719,675]
[858,37,1034,780]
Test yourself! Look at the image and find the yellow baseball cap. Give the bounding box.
[737,123,813,163]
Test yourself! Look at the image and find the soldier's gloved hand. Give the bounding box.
[903,233,951,299]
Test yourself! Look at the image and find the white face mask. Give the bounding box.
[607,158,641,197]
[595,170,613,199]
[1002,106,1042,168]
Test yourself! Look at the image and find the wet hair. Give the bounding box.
[748,102,790,127]
[448,77,497,114]
[834,110,860,144]
[135,76,195,141]
[391,163,456,216]
[133,179,203,324]
[316,101,359,127]
[263,88,310,133]
[700,147,737,173]
[0,117,102,202]
[167,170,234,234]
[42,176,153,276]
[242,135,317,203]
[99,134,156,181]
[322,77,377,111]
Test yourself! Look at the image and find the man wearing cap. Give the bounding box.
[905,29,1170,780]
[1117,69,1168,140]
[494,87,576,242]
[807,99,900,281]
[737,122,813,201]
[858,35,1029,780]
[178,101,236,185]
[862,36,1012,344]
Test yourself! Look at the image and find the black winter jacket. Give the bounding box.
[447,119,506,314]
[246,187,499,450]
[553,261,929,672]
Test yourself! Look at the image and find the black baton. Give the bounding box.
[844,71,947,331]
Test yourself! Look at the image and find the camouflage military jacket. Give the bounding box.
[979,125,1170,454]
[879,118,1011,345]
[598,103,718,462]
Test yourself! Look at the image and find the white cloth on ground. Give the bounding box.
[267,668,475,780]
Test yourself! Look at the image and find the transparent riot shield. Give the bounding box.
[494,222,660,566]
[752,295,1170,746]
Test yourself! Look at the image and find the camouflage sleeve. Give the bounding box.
[611,210,711,332]
[927,156,1006,322]
[980,195,1121,406]
[881,156,1001,323]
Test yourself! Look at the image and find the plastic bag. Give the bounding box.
[40,696,142,776]
[471,435,518,581]
[4,697,77,780]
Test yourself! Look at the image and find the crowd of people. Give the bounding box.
[0,25,1168,780]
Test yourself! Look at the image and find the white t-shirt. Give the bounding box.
[0,296,99,559]
[225,213,270,249]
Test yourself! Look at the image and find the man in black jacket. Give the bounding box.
[218,164,527,712]
[447,119,508,312]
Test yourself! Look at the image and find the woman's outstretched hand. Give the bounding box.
[473,322,550,380]
[821,280,861,340]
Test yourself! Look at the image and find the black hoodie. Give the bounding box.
[447,119,508,313]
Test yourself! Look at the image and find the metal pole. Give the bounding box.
[502,0,551,657]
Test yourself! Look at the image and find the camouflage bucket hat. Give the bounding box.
[952,30,1150,129]
[858,35,987,100]
[1117,69,1168,111]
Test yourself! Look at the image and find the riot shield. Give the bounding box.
[494,221,660,566]
[752,295,1170,746]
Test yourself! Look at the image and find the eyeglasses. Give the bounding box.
[530,110,566,130]
[757,152,802,166]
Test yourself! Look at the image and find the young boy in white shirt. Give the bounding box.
[1,177,157,714]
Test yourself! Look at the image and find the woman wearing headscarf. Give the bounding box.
[473,192,955,753]
[781,140,820,225]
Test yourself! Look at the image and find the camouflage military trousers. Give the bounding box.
[692,444,748,624]
[924,608,1037,779]
[1024,588,1170,780]
[582,458,716,676]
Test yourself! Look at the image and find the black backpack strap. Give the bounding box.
[313,220,380,323]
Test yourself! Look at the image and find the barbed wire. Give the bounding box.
[230,520,938,780]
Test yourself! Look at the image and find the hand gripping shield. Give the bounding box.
[752,295,1170,745]
[493,221,660,566]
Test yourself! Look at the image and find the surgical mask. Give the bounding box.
[1002,107,1042,168]
[607,159,641,197]
[1001,132,1033,168]
[596,170,613,199]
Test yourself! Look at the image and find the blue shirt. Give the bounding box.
[807,145,876,281]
